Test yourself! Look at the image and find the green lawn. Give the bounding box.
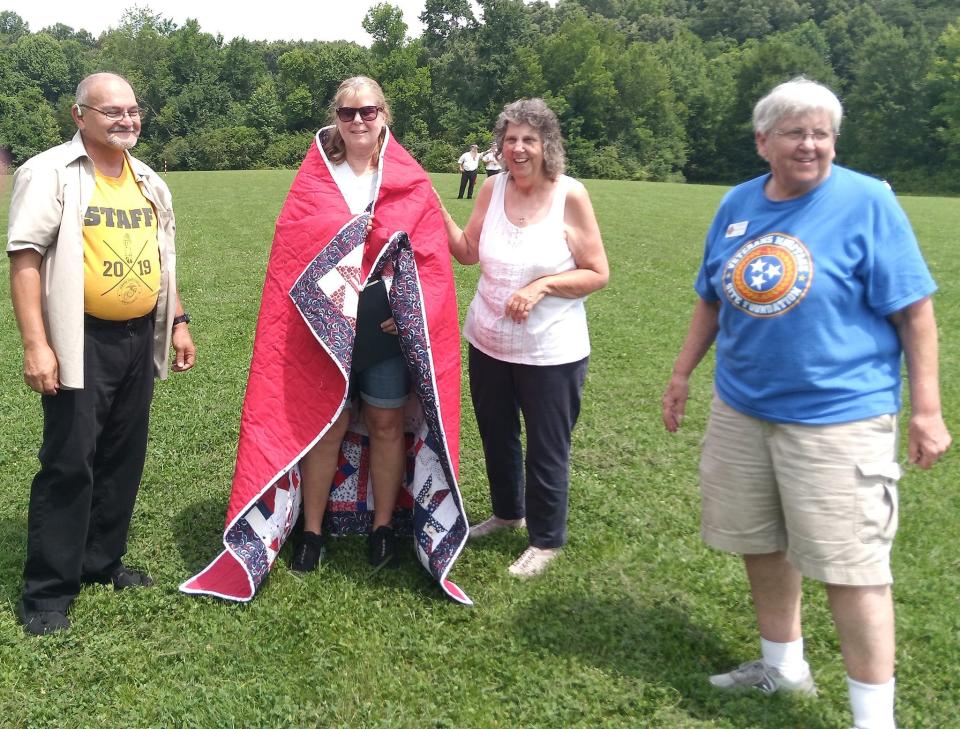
[0,170,957,728]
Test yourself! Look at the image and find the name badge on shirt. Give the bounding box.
[726,221,749,238]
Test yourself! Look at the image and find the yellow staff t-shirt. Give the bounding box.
[83,160,162,319]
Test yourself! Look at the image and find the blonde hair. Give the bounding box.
[322,76,392,165]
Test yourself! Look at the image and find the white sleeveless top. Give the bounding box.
[464,172,590,365]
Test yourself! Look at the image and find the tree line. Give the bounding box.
[2,1,960,192]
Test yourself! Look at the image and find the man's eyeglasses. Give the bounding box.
[773,128,835,143]
[78,104,146,122]
[336,105,383,122]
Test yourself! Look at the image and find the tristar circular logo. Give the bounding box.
[722,233,813,317]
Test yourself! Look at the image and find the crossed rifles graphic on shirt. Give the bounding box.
[98,235,155,299]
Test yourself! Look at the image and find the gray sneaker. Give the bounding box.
[469,516,526,540]
[709,660,817,696]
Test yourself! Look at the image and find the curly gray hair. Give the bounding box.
[493,98,565,180]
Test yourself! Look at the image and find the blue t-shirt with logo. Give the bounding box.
[695,165,936,424]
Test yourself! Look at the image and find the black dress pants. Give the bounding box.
[458,170,478,199]
[468,345,588,549]
[21,314,155,611]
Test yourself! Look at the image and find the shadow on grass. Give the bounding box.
[0,517,25,607]
[277,532,462,605]
[512,591,835,729]
[172,497,229,573]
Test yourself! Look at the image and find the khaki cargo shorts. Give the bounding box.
[700,396,900,586]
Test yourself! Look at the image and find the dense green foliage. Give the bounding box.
[1,172,959,726]
[2,1,960,190]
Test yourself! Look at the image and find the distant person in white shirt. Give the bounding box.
[481,145,501,176]
[457,144,480,199]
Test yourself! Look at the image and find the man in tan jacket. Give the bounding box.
[7,73,196,635]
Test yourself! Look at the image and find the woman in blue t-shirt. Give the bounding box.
[662,77,951,729]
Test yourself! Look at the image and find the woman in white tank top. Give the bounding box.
[439,99,609,578]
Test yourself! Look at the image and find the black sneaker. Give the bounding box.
[291,531,327,573]
[368,525,399,569]
[16,601,70,636]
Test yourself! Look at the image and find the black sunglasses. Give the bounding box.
[336,105,382,122]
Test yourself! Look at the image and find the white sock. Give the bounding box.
[847,675,896,729]
[760,636,809,682]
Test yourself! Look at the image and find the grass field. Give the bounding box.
[0,170,957,728]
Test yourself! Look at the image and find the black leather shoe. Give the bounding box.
[110,565,154,590]
[85,565,153,590]
[17,601,70,636]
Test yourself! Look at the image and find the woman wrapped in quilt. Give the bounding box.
[290,76,410,572]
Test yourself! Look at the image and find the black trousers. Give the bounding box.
[21,314,155,611]
[458,170,478,199]
[468,345,588,549]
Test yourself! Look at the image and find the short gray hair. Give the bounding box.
[752,77,843,135]
[494,98,565,180]
[75,72,134,106]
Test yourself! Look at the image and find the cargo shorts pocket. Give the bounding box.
[855,461,901,543]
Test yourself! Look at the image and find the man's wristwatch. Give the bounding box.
[172,312,191,327]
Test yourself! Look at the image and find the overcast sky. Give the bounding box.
[2,1,471,45]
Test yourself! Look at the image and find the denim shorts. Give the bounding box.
[351,354,410,409]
